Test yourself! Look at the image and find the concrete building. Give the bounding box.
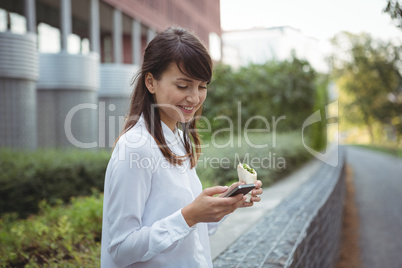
[0,0,221,149]
[222,26,328,73]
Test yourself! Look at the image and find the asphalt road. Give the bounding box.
[346,146,402,268]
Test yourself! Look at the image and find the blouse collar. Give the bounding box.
[160,120,178,143]
[138,114,178,144]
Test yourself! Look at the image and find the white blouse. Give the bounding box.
[101,116,223,268]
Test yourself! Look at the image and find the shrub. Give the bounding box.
[0,134,312,267]
[0,191,103,267]
[0,149,110,218]
[204,57,318,133]
[0,131,312,218]
[196,132,312,188]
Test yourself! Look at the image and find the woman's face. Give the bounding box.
[145,62,208,131]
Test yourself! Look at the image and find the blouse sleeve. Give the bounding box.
[207,214,229,236]
[104,135,196,267]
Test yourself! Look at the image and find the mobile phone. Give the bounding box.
[224,183,255,197]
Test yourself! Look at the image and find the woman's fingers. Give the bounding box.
[255,180,263,188]
[235,196,248,209]
[215,179,262,210]
[251,180,263,197]
[203,186,229,196]
[239,199,253,208]
[227,193,246,205]
[251,188,263,196]
[218,181,244,198]
[250,195,261,202]
[244,201,254,207]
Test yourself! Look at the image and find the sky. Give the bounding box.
[220,0,401,44]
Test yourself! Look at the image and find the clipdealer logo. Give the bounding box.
[64,101,339,168]
[302,101,339,167]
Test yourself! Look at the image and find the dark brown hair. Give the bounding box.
[118,27,212,168]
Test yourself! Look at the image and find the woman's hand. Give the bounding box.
[240,180,263,207]
[220,181,263,208]
[182,186,246,227]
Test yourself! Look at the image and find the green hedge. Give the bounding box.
[0,192,102,267]
[197,132,312,188]
[0,131,312,219]
[0,132,313,267]
[0,149,110,218]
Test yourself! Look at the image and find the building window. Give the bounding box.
[103,35,112,63]
[0,9,26,34]
[38,22,61,53]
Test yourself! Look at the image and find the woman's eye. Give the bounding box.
[199,86,207,90]
[177,85,187,89]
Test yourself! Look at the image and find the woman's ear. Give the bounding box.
[145,72,156,94]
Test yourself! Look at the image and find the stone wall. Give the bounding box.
[213,148,346,268]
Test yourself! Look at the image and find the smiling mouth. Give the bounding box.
[177,105,195,113]
[177,105,195,114]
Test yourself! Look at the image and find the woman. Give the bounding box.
[101,27,263,268]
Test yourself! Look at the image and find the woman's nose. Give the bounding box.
[186,88,199,104]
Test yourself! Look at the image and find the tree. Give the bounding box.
[384,0,402,28]
[330,32,402,144]
[204,55,317,133]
